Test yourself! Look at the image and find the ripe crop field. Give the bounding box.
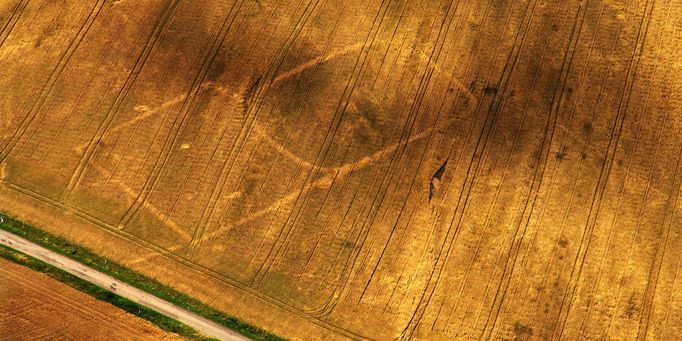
[0,256,181,340]
[1,0,681,339]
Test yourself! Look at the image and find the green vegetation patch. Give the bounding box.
[0,212,284,341]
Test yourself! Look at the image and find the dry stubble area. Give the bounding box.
[0,0,681,339]
[0,257,181,340]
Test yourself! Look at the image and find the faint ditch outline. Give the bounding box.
[88,41,374,263]
[74,41,476,273]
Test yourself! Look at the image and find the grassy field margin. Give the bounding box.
[0,212,284,341]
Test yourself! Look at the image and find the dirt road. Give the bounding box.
[0,229,250,341]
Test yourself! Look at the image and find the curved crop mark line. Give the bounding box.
[250,124,320,170]
[308,47,483,323]
[297,171,356,278]
[185,0,338,256]
[72,98,182,153]
[183,0,288,255]
[252,5,470,286]
[124,244,184,266]
[66,89,211,243]
[199,76,475,245]
[271,41,368,85]
[245,39,377,173]
[69,38,377,254]
[189,34,370,254]
[118,0,253,256]
[68,33,362,249]
[75,0,462,334]
[89,164,192,242]
[356,0,471,305]
[101,38,367,188]
[245,0,398,283]
[62,0,182,203]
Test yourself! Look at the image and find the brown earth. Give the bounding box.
[0,0,681,339]
[0,257,182,340]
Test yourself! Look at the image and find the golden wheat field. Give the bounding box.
[1,0,681,339]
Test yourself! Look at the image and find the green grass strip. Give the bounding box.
[0,212,285,341]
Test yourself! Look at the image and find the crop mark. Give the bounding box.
[246,0,400,284]
[271,41,368,85]
[34,3,413,335]
[120,0,251,258]
[63,0,183,202]
[188,39,373,252]
[124,244,184,266]
[1,180,365,340]
[71,80,242,154]
[73,99,180,153]
[250,125,320,170]
[64,38,367,250]
[199,87,474,244]
[247,15,479,314]
[184,1,322,256]
[0,162,7,182]
[275,20,482,314]
[89,164,192,242]
[71,38,374,232]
